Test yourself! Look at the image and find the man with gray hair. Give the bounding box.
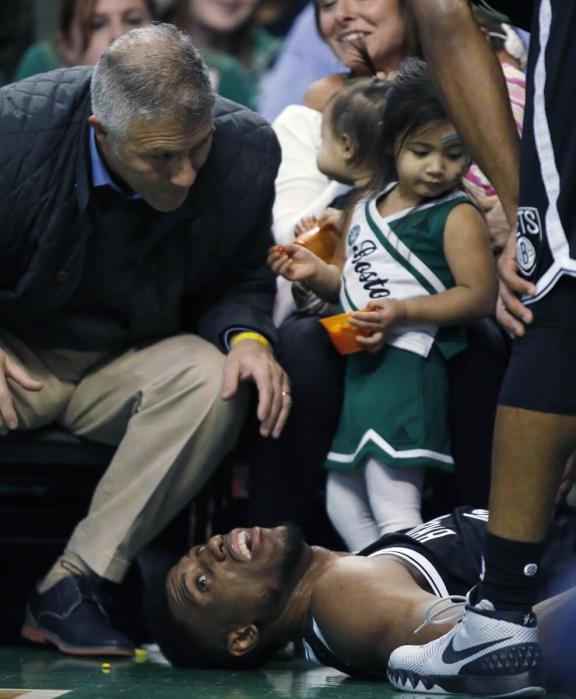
[0,23,288,656]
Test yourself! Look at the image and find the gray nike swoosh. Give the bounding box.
[441,635,513,664]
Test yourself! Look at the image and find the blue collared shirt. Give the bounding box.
[89,127,141,200]
[87,128,264,351]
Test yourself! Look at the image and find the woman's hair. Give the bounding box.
[170,0,259,69]
[59,0,158,51]
[324,77,391,175]
[369,58,460,194]
[313,0,421,66]
[472,5,527,70]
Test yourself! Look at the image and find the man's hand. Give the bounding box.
[0,349,43,432]
[221,340,291,439]
[496,232,536,338]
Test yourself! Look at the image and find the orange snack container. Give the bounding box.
[320,311,372,355]
[294,221,339,262]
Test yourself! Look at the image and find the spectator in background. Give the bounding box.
[168,0,280,109]
[258,2,345,122]
[256,0,309,36]
[13,0,155,81]
[0,0,34,86]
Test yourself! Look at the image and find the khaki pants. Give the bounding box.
[1,330,248,583]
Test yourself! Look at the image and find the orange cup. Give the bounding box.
[294,221,339,262]
[320,311,372,355]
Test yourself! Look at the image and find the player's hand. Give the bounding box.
[0,349,43,433]
[496,232,536,339]
[478,195,511,256]
[221,340,291,439]
[268,243,323,282]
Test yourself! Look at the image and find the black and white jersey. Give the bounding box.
[302,506,576,677]
[472,0,536,30]
[475,1,576,303]
[505,1,576,301]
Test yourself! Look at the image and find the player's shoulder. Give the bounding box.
[310,554,423,675]
[311,553,415,625]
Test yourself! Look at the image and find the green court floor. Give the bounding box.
[0,646,574,699]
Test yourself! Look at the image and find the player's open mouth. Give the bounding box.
[227,527,260,561]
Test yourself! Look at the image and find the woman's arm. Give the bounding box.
[303,73,346,112]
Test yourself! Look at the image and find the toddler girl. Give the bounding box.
[269,60,497,550]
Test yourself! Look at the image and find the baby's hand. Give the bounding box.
[317,208,343,235]
[349,299,407,338]
[294,216,319,238]
[268,243,322,282]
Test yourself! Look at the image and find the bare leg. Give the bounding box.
[488,406,576,542]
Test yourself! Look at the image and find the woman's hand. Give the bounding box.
[268,243,323,282]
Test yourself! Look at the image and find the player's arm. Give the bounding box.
[310,557,454,676]
[405,0,519,226]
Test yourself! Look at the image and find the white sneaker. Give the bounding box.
[387,599,545,697]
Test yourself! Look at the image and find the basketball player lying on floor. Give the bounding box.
[147,505,576,689]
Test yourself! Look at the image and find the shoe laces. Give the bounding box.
[413,589,475,635]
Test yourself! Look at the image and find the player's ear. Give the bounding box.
[227,625,259,656]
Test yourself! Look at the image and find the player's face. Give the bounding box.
[92,114,214,212]
[394,122,469,203]
[63,0,153,66]
[167,526,306,638]
[316,0,407,76]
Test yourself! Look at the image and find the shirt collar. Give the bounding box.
[89,127,141,200]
